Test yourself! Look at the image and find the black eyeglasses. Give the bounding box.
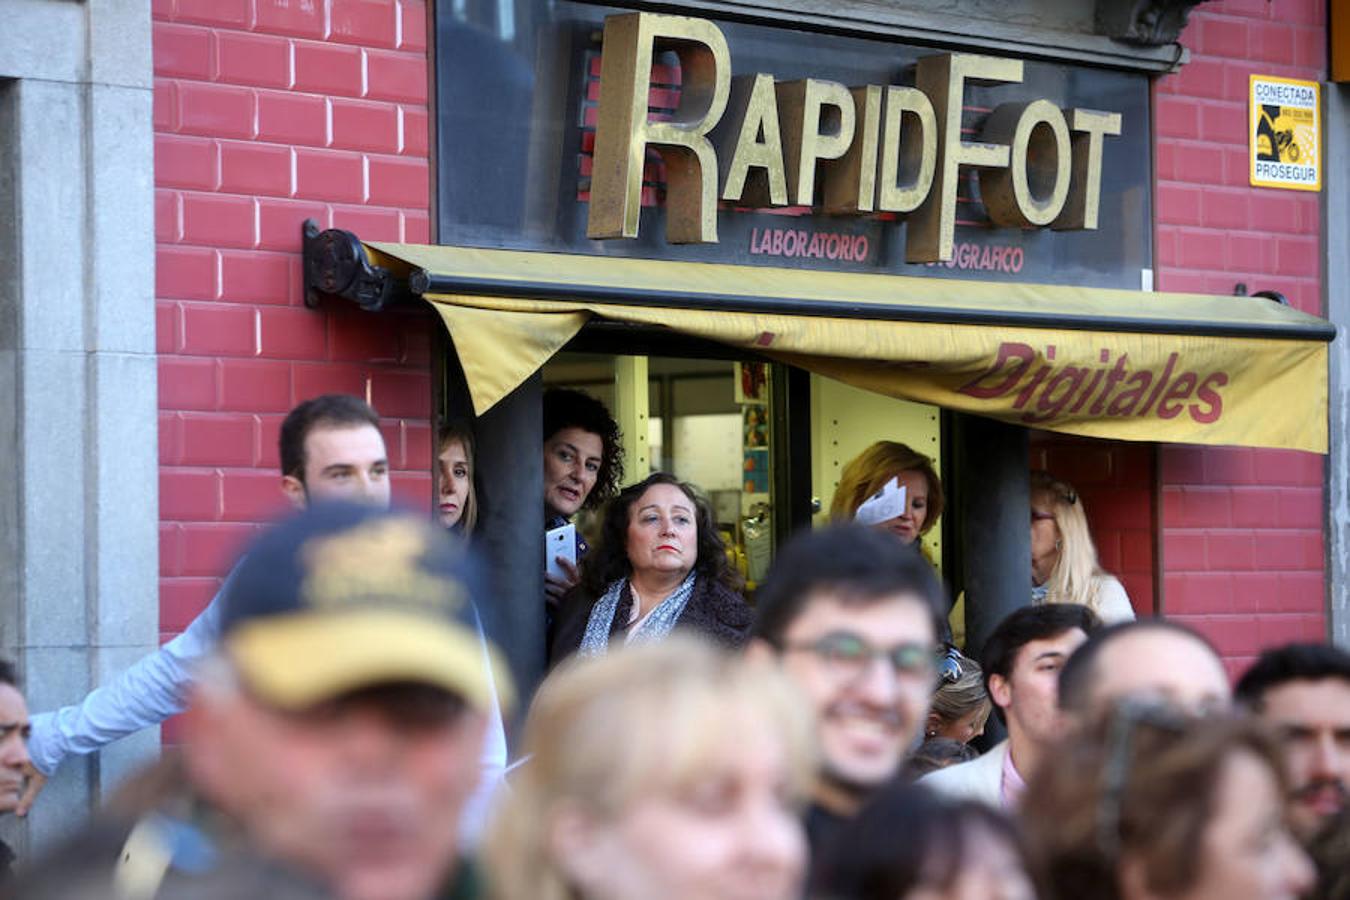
[780,631,937,682]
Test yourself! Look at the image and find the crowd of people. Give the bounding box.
[0,389,1346,900]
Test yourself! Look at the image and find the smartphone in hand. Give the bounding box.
[545,523,576,580]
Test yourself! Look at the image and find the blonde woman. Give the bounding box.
[926,649,992,744]
[485,638,815,900]
[437,420,478,535]
[1029,471,1134,623]
[829,441,943,548]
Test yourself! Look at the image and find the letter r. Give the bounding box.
[587,13,731,243]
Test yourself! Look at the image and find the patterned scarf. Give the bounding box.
[579,571,698,657]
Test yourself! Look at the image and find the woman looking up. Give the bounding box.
[549,473,752,664]
[1030,471,1134,623]
[829,441,943,549]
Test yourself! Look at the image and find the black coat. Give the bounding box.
[549,575,753,667]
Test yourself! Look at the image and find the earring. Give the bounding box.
[1055,539,1061,549]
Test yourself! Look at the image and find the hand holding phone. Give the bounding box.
[545,523,577,581]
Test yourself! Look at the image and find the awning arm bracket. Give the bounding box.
[302,221,407,312]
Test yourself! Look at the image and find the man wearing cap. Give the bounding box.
[14,504,509,899]
[20,396,508,844]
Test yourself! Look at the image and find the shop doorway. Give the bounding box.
[542,351,945,597]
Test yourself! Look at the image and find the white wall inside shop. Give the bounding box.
[0,0,158,854]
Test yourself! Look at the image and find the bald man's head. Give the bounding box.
[1059,620,1231,720]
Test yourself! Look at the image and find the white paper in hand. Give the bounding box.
[853,477,907,526]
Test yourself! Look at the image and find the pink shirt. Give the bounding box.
[1000,746,1028,809]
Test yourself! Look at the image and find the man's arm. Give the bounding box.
[17,579,229,814]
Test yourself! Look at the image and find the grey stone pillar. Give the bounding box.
[953,414,1031,660]
[1327,83,1349,650]
[0,0,158,854]
[450,371,546,719]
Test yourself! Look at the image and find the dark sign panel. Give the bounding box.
[435,2,1152,289]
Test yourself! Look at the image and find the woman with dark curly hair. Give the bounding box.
[542,388,625,604]
[549,472,752,665]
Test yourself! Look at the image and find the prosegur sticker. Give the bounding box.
[854,477,907,526]
[1250,75,1320,191]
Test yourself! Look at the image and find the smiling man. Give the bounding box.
[748,525,944,871]
[923,603,1101,809]
[1236,643,1350,844]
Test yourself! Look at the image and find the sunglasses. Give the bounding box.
[937,644,965,685]
[1096,698,1190,860]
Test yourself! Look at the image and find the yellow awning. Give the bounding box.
[367,242,1332,453]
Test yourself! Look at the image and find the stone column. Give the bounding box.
[0,0,158,853]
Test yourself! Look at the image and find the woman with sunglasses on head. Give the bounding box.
[1022,703,1313,900]
[926,648,992,745]
[1030,470,1134,623]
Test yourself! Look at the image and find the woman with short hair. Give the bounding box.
[829,441,944,550]
[542,388,625,603]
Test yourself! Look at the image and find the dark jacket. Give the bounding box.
[549,575,752,666]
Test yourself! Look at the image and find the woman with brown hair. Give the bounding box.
[1022,704,1313,900]
[549,472,752,665]
[829,441,943,549]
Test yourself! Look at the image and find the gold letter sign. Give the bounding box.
[909,53,1023,263]
[587,13,731,243]
[585,17,1124,259]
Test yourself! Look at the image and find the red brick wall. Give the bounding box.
[153,0,437,728]
[1154,0,1327,675]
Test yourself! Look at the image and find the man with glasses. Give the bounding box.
[748,524,945,867]
[923,603,1101,808]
